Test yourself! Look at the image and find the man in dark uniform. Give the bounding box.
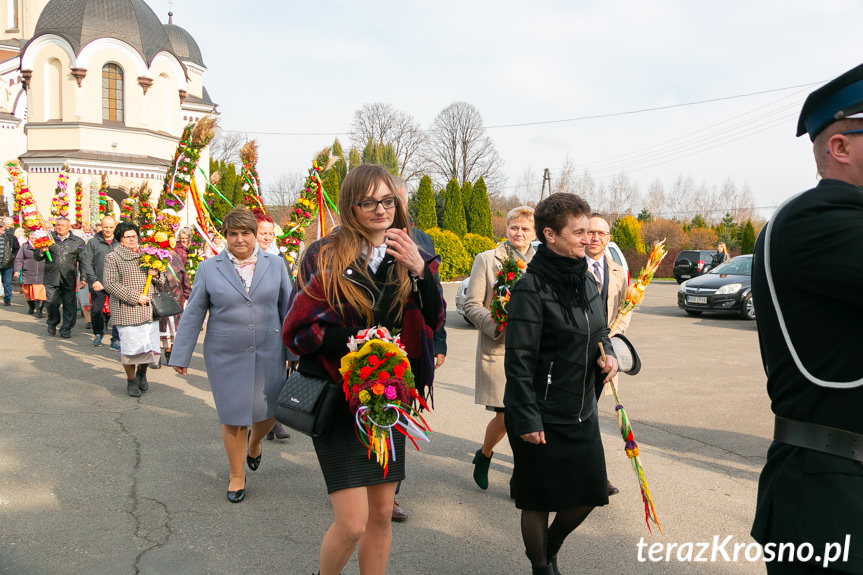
[35,217,85,338]
[751,64,863,574]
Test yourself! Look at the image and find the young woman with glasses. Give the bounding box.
[282,164,445,575]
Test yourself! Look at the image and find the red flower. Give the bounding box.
[377,371,390,380]
[393,363,405,378]
[352,384,359,394]
[507,272,515,281]
[368,355,379,366]
[359,366,373,379]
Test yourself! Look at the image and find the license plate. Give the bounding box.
[681,275,691,279]
[688,296,707,304]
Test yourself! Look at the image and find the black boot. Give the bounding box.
[531,565,554,575]
[127,379,141,397]
[136,367,148,392]
[472,449,492,490]
[35,302,44,318]
[27,301,35,314]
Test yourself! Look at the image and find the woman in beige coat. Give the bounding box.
[464,206,536,491]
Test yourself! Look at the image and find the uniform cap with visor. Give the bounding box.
[797,63,863,141]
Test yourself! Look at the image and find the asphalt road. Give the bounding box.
[0,281,772,574]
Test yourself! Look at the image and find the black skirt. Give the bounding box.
[313,399,406,494]
[506,412,609,511]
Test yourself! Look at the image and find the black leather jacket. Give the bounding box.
[504,270,615,436]
[34,232,85,288]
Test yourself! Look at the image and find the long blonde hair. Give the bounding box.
[299,164,413,324]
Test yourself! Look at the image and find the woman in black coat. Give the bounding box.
[12,237,46,317]
[504,193,618,575]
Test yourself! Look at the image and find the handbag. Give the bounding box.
[151,289,182,320]
[274,371,340,438]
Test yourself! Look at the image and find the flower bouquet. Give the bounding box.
[160,115,218,212]
[338,327,431,476]
[609,240,667,334]
[16,180,54,259]
[135,186,173,294]
[490,246,527,328]
[5,160,26,219]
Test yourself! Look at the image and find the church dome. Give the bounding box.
[32,0,175,64]
[163,13,204,67]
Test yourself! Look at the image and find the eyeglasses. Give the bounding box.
[354,197,396,212]
[121,234,138,240]
[586,230,610,237]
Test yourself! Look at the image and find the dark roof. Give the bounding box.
[164,16,204,67]
[31,0,175,65]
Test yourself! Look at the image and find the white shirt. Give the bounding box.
[367,243,388,274]
[587,254,605,289]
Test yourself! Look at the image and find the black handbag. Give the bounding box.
[151,289,182,320]
[274,371,340,438]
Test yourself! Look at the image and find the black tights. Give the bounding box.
[521,506,594,567]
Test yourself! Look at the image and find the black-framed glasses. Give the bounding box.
[354,196,397,212]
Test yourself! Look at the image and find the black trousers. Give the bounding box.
[45,285,78,334]
[90,287,108,336]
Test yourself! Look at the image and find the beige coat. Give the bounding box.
[103,245,164,326]
[600,255,631,334]
[464,242,535,408]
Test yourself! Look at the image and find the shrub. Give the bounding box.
[686,227,718,249]
[425,227,472,280]
[740,220,756,254]
[612,215,646,254]
[467,176,493,239]
[462,233,496,262]
[642,218,686,251]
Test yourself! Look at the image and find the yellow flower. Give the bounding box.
[625,284,644,306]
[358,390,371,403]
[154,231,168,243]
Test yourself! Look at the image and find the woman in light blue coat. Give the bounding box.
[170,207,293,503]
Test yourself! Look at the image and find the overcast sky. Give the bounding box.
[151,0,863,216]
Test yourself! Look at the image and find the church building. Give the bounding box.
[0,0,216,220]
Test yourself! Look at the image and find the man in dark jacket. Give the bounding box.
[392,177,448,522]
[34,217,85,338]
[751,63,863,574]
[0,217,20,306]
[81,216,118,347]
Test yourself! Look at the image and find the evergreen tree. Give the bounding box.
[434,189,445,227]
[414,175,437,230]
[322,168,340,208]
[467,176,493,239]
[208,158,243,223]
[740,219,756,255]
[690,214,707,228]
[461,180,473,230]
[348,147,362,171]
[716,212,739,251]
[331,138,348,182]
[361,140,399,175]
[440,178,467,238]
[637,208,653,222]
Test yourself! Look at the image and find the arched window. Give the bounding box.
[102,63,124,123]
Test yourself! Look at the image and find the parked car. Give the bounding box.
[677,255,755,320]
[673,249,720,283]
[455,241,628,326]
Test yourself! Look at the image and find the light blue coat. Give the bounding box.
[169,248,294,426]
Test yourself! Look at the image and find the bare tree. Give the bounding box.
[645,178,666,217]
[210,130,247,165]
[349,103,428,183]
[553,155,578,195]
[606,171,640,220]
[515,166,540,203]
[262,171,304,222]
[669,174,698,221]
[424,101,505,193]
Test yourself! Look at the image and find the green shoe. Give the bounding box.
[472,449,492,490]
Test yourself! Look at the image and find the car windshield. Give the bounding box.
[710,258,752,276]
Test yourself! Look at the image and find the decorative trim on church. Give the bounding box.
[138,76,153,95]
[178,89,187,103]
[70,68,87,87]
[21,70,32,90]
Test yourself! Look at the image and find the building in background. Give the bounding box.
[0,0,217,220]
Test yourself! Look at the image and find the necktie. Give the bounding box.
[593,261,603,291]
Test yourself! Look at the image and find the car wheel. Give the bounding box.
[740,293,756,320]
[685,310,702,317]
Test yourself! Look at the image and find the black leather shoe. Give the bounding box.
[47,325,56,336]
[127,379,142,398]
[246,430,261,471]
[227,480,246,503]
[607,479,620,496]
[60,332,71,339]
[391,500,408,522]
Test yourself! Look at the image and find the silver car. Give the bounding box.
[455,241,628,326]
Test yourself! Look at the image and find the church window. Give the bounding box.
[6,0,18,31]
[102,63,124,123]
